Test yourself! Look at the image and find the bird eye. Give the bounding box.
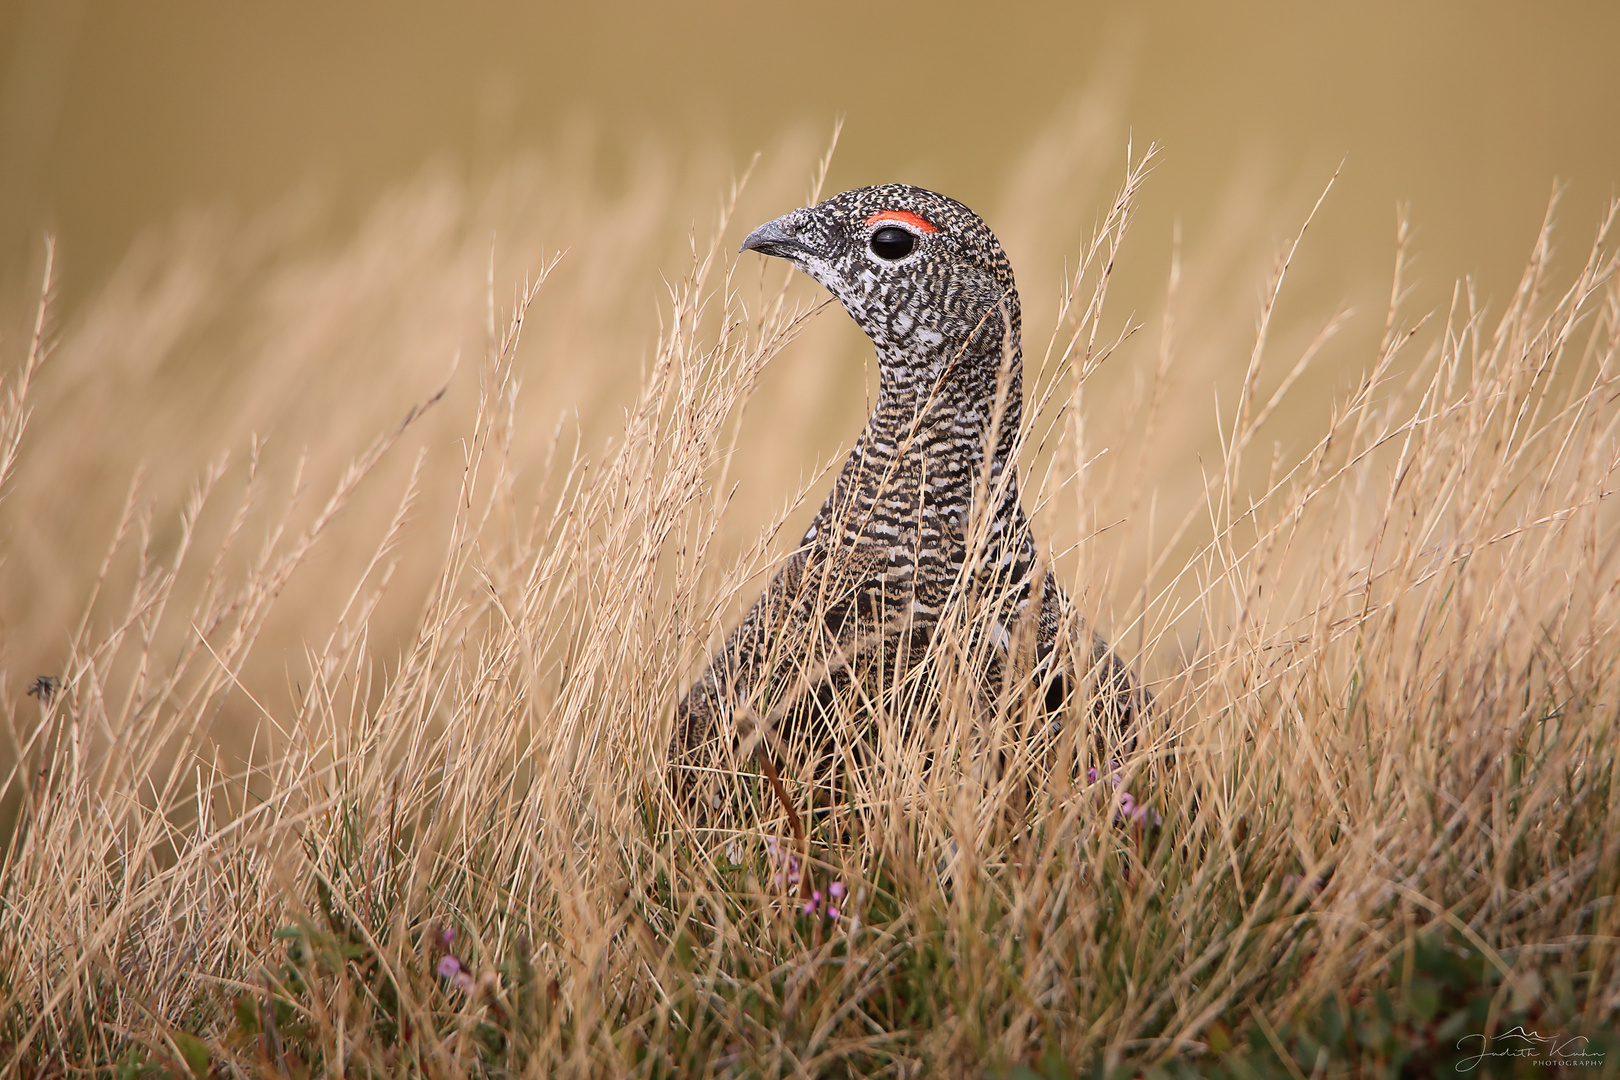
[869,226,916,260]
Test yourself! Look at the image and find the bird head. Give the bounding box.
[740,184,1021,374]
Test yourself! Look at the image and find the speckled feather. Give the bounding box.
[673,184,1139,781]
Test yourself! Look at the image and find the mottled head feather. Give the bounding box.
[744,184,1021,379]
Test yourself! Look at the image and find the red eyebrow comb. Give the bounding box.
[865,210,938,234]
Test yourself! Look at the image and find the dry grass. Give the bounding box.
[1,123,1617,1078]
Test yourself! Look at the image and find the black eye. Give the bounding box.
[869,226,916,260]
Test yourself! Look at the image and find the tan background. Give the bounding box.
[5,2,1619,320]
[1,0,1617,734]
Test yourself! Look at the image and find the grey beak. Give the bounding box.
[739,213,809,259]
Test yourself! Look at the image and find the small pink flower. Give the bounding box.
[800,883,848,920]
[437,953,477,994]
[766,836,803,889]
[1089,763,1162,827]
[777,857,802,889]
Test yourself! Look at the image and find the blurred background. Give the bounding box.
[1,0,1617,745]
[6,2,1618,324]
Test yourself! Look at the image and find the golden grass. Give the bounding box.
[1,123,1617,1076]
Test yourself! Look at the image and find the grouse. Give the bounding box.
[672,184,1141,798]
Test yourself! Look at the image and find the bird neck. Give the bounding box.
[871,326,1024,462]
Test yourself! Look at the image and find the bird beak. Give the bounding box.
[739,213,810,259]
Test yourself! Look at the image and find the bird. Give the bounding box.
[671,184,1142,809]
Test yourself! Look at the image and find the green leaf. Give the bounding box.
[1407,976,1440,1023]
[1316,999,1344,1047]
[1041,1042,1073,1080]
[232,995,259,1036]
[171,1032,210,1080]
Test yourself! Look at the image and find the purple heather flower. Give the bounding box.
[437,953,477,994]
[1087,761,1161,827]
[765,836,803,889]
[800,884,847,920]
[443,956,475,994]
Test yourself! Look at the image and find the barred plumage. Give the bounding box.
[673,184,1141,791]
